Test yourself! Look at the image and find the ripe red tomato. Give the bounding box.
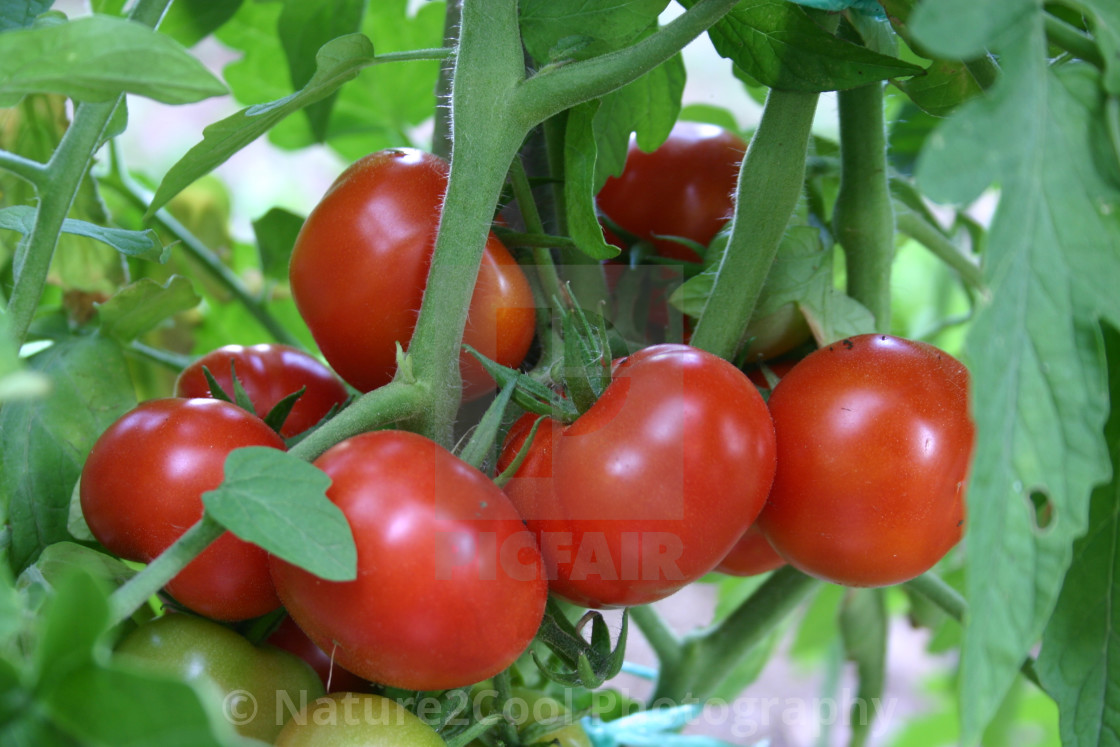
[596,122,746,263]
[79,398,285,620]
[288,148,536,399]
[499,344,777,608]
[266,616,369,694]
[715,524,786,577]
[269,430,548,691]
[174,343,349,438]
[756,334,975,587]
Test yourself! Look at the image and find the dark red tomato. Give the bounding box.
[80,398,285,620]
[288,149,536,399]
[266,616,368,694]
[716,524,786,577]
[596,122,746,263]
[269,430,547,691]
[756,334,975,587]
[174,344,349,438]
[499,344,776,608]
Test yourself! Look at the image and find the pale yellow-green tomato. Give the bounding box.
[274,692,446,746]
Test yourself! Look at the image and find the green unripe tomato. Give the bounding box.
[274,692,446,746]
[114,614,325,743]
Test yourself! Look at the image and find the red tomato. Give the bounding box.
[596,122,746,263]
[269,430,548,691]
[79,398,285,620]
[756,334,975,587]
[715,524,786,577]
[266,616,368,694]
[499,344,777,608]
[174,343,349,438]
[288,149,536,399]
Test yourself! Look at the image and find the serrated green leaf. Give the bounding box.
[565,101,621,261]
[251,206,305,282]
[148,33,376,216]
[0,206,166,264]
[896,58,987,117]
[680,0,923,92]
[591,50,686,188]
[519,0,668,64]
[1036,323,1120,747]
[0,15,226,106]
[201,447,356,582]
[96,276,201,343]
[912,9,1120,742]
[0,335,137,573]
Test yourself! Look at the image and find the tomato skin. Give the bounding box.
[274,692,445,746]
[756,334,975,587]
[266,616,369,694]
[596,122,746,263]
[269,430,548,691]
[114,614,325,743]
[174,344,349,438]
[715,524,786,577]
[499,344,777,608]
[79,398,285,620]
[288,148,536,399]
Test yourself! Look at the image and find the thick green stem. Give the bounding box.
[431,0,461,160]
[107,514,226,626]
[5,0,173,347]
[833,82,894,333]
[630,604,683,670]
[650,567,820,703]
[1044,11,1105,69]
[688,89,822,360]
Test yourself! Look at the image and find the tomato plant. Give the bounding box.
[4,0,1117,744]
[270,430,548,691]
[715,524,786,577]
[596,121,746,263]
[79,398,285,621]
[114,613,325,743]
[756,334,975,587]
[174,343,350,438]
[499,344,776,607]
[287,148,536,399]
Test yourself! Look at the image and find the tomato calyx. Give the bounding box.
[531,598,628,689]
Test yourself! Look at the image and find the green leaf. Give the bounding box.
[34,570,108,687]
[147,33,376,216]
[0,206,166,264]
[0,0,51,32]
[201,447,357,582]
[909,0,1034,61]
[0,315,48,405]
[216,0,443,159]
[564,101,621,261]
[519,0,668,64]
[1036,322,1120,747]
[896,58,987,117]
[158,0,244,48]
[0,335,136,573]
[591,50,686,188]
[16,542,135,615]
[95,276,201,343]
[251,207,305,282]
[0,15,226,106]
[681,0,923,91]
[278,0,367,141]
[912,9,1120,742]
[44,664,237,747]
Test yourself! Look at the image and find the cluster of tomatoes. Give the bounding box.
[77,125,975,744]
